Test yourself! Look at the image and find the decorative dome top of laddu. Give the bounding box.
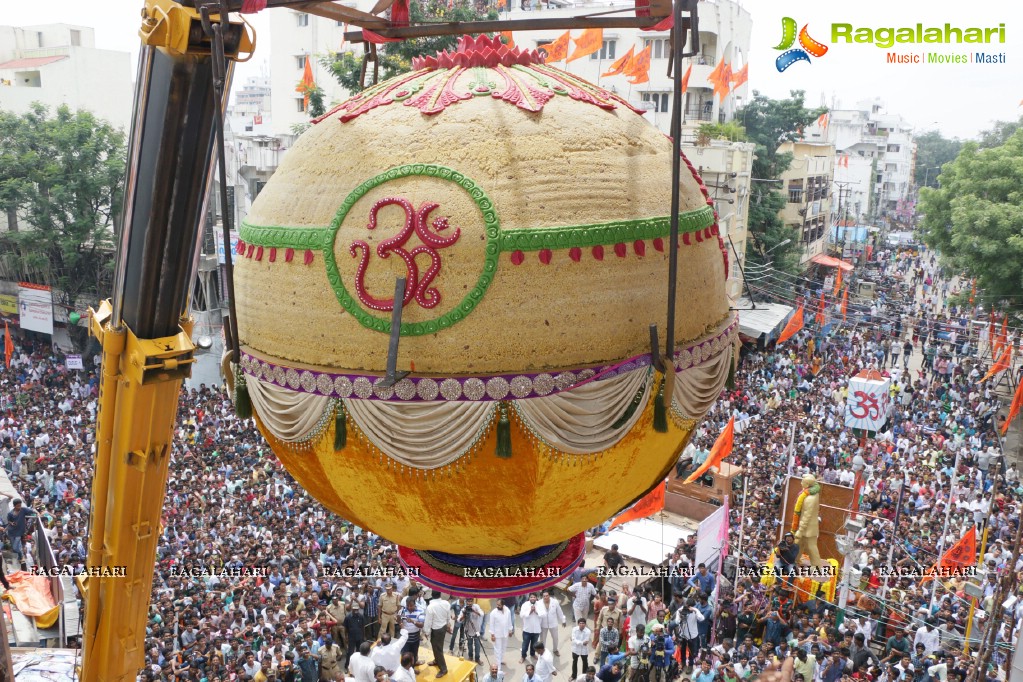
[314,34,644,123]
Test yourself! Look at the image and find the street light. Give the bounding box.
[764,238,791,254]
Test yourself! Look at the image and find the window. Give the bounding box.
[590,40,617,61]
[886,144,900,153]
[788,188,803,204]
[644,38,670,59]
[70,29,81,47]
[296,97,306,112]
[297,13,309,26]
[641,92,669,113]
[296,55,307,70]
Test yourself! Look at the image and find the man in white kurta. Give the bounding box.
[489,599,515,672]
[539,592,567,656]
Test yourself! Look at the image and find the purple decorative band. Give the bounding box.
[240,316,737,402]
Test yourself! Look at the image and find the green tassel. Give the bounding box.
[726,348,737,390]
[234,366,252,420]
[334,402,347,451]
[612,386,646,429]
[496,402,513,458]
[653,377,668,433]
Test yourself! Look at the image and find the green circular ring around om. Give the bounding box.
[322,164,501,337]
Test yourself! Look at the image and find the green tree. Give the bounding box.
[977,116,1022,149]
[322,0,499,92]
[918,129,1023,311]
[913,130,962,188]
[736,90,826,276]
[696,121,747,143]
[0,104,126,346]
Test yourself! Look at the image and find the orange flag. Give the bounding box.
[998,315,1008,351]
[624,45,652,84]
[833,268,842,296]
[988,311,996,352]
[684,416,735,484]
[982,344,1012,383]
[541,31,571,63]
[716,62,733,101]
[729,63,748,91]
[602,45,635,77]
[841,288,848,321]
[920,526,977,583]
[815,290,826,326]
[777,304,804,345]
[3,321,12,369]
[609,481,665,529]
[500,31,515,49]
[567,28,603,63]
[295,57,315,109]
[680,63,693,95]
[969,279,976,304]
[1002,376,1023,435]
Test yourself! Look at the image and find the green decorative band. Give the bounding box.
[239,204,716,254]
[322,164,501,337]
[498,205,714,252]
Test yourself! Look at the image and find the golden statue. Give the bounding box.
[792,473,824,569]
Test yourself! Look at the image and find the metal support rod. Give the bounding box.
[202,4,241,362]
[649,324,663,372]
[379,277,410,389]
[664,0,689,384]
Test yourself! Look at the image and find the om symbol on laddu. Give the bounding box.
[350,197,462,311]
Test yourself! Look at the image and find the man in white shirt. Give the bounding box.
[489,599,515,672]
[424,593,453,677]
[520,594,547,662]
[568,580,597,624]
[349,641,377,682]
[392,651,418,682]
[371,629,409,674]
[570,618,592,679]
[539,592,567,656]
[533,642,558,682]
[914,621,940,655]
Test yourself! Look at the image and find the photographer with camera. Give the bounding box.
[626,623,649,682]
[674,597,704,675]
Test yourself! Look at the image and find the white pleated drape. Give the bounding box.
[344,399,497,469]
[512,367,652,455]
[248,376,334,442]
[672,341,733,420]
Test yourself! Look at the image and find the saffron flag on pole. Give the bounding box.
[833,268,842,296]
[841,288,848,321]
[815,290,826,326]
[624,45,652,84]
[541,31,572,63]
[1002,375,1023,435]
[602,45,634,77]
[4,321,12,369]
[981,344,1012,383]
[680,63,693,95]
[609,480,665,529]
[684,415,735,484]
[920,526,977,583]
[567,28,603,62]
[729,63,748,91]
[500,31,515,48]
[296,56,315,109]
[777,304,804,345]
[715,62,733,101]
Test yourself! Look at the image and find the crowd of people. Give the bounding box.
[0,244,1019,682]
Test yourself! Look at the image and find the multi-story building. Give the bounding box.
[806,98,916,226]
[0,24,132,131]
[776,141,835,268]
[233,74,272,116]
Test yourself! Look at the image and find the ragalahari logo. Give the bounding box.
[774,17,829,72]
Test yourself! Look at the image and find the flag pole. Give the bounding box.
[735,471,748,568]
